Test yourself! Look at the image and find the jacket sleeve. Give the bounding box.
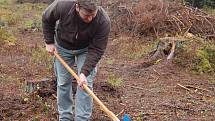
[42,0,60,44]
[81,21,111,77]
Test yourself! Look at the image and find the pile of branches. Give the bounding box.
[110,0,215,39]
[16,0,54,4]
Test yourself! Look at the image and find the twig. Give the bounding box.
[52,94,57,99]
[204,17,215,34]
[116,109,124,117]
[172,15,185,27]
[142,112,166,116]
[127,85,145,90]
[185,85,211,92]
[152,68,161,76]
[177,83,192,92]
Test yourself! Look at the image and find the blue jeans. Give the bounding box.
[54,45,97,121]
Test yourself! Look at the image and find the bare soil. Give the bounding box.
[1,29,215,121]
[0,1,215,121]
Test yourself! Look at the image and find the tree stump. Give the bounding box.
[25,78,49,93]
[152,36,192,60]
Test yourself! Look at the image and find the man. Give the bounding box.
[42,0,111,120]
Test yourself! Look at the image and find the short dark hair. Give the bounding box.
[77,0,99,12]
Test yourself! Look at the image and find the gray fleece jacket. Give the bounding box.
[42,0,111,76]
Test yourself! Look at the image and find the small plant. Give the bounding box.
[106,58,114,65]
[24,16,42,31]
[137,112,143,121]
[32,116,39,121]
[107,73,123,87]
[36,95,50,116]
[0,27,16,46]
[0,0,13,5]
[43,102,50,115]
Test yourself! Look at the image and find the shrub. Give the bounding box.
[195,47,215,74]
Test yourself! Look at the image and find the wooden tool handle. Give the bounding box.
[54,52,120,121]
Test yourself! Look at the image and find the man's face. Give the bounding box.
[76,5,97,23]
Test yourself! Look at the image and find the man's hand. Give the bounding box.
[45,44,56,55]
[78,73,88,89]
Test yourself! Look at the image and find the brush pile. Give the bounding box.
[110,0,215,39]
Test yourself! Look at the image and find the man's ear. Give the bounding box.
[75,4,80,12]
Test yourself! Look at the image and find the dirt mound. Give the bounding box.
[111,0,215,39]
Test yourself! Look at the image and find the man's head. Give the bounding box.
[76,0,99,23]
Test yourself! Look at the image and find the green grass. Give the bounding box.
[107,73,123,87]
[0,0,14,5]
[106,58,114,65]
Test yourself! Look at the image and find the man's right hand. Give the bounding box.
[45,44,56,55]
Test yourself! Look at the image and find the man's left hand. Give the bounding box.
[78,73,88,89]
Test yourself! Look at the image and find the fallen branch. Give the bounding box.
[185,85,211,93]
[127,85,145,90]
[152,68,161,76]
[177,83,192,92]
[52,94,57,99]
[116,109,125,117]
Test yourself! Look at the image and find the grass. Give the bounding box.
[107,73,123,87]
[0,0,13,5]
[0,27,16,46]
[0,9,21,25]
[114,36,156,60]
[106,58,114,65]
[30,46,53,76]
[23,14,42,31]
[0,0,47,46]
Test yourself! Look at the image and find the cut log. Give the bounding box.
[25,78,49,93]
[152,36,191,60]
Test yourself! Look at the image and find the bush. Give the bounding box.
[195,47,215,74]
